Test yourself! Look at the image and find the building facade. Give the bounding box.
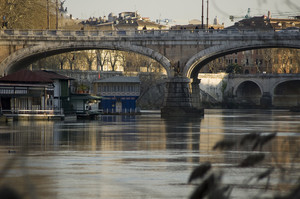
[200,15,300,74]
[93,76,140,114]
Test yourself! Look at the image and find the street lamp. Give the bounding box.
[206,0,209,29]
[46,0,50,29]
[201,0,204,29]
[56,0,59,29]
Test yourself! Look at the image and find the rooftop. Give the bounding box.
[226,15,300,31]
[0,70,73,83]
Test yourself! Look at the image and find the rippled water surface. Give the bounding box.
[0,109,300,199]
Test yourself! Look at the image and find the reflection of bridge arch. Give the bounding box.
[1,42,172,76]
[184,41,300,79]
[235,80,262,105]
[273,80,300,107]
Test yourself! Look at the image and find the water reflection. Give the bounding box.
[0,110,299,198]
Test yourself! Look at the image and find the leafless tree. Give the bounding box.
[108,50,120,71]
[81,50,96,71]
[0,0,58,29]
[56,54,69,70]
[96,50,108,71]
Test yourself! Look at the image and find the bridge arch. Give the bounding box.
[273,80,300,107]
[183,40,300,79]
[234,80,262,106]
[0,42,173,77]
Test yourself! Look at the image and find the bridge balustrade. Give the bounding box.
[0,29,289,39]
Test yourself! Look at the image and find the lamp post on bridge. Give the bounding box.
[56,0,59,29]
[201,0,209,29]
[46,0,59,29]
[201,0,204,29]
[206,0,209,29]
[46,0,50,29]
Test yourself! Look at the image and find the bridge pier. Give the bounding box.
[260,92,272,108]
[191,78,202,109]
[161,77,204,118]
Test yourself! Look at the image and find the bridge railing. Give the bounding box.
[0,29,293,38]
[228,73,300,78]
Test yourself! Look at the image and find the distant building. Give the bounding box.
[93,76,140,114]
[155,18,176,28]
[170,17,224,30]
[200,14,300,74]
[81,11,167,31]
[201,47,300,74]
[226,12,300,31]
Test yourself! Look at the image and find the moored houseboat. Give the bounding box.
[0,69,73,121]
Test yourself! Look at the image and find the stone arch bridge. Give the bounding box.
[227,74,300,108]
[0,29,299,116]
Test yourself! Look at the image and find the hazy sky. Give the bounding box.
[64,0,300,27]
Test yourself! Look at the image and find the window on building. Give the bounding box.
[235,59,237,64]
[246,59,249,65]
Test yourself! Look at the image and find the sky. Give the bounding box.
[64,0,300,27]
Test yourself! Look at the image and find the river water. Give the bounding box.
[0,109,300,199]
